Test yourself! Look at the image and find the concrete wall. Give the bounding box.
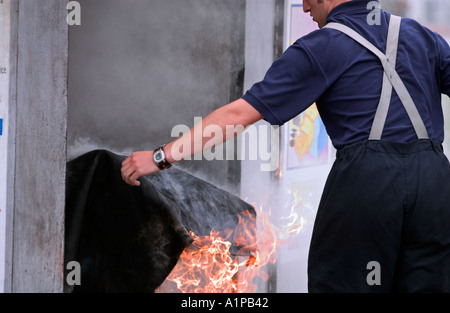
[0,0,14,293]
[67,0,246,196]
[4,0,68,292]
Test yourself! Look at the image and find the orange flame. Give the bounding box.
[159,201,304,293]
[166,229,240,293]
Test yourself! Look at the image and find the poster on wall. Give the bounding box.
[284,1,329,170]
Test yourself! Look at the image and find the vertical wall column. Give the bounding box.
[241,0,285,293]
[0,0,14,294]
[7,0,68,292]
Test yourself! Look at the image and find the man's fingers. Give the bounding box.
[121,163,129,175]
[120,163,131,182]
[121,152,153,187]
[128,170,137,181]
[122,157,130,166]
[120,161,142,187]
[124,169,138,186]
[129,172,141,187]
[123,166,136,179]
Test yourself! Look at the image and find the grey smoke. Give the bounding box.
[67,0,246,195]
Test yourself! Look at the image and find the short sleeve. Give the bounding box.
[242,40,329,126]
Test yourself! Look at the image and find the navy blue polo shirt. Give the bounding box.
[242,0,450,149]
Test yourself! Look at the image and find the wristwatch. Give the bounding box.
[153,145,172,170]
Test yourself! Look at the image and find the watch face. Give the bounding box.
[154,151,163,162]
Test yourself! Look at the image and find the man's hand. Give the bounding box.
[121,151,160,186]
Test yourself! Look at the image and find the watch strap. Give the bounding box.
[153,145,172,170]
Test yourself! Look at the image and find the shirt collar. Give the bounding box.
[326,0,380,23]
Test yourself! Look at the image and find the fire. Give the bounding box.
[159,201,304,293]
[166,229,240,293]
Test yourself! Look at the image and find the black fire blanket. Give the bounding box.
[64,150,256,293]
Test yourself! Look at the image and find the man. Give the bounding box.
[121,0,450,292]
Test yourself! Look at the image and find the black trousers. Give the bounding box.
[308,140,450,293]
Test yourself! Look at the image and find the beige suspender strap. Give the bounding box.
[324,15,429,140]
[369,15,401,140]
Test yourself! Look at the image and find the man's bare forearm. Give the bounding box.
[165,98,263,163]
[121,98,263,186]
